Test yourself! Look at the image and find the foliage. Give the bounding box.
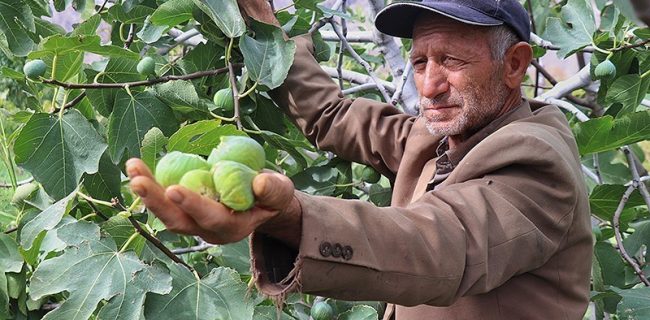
[0,0,649,319]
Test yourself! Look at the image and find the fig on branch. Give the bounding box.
[23,60,47,80]
[155,151,210,187]
[361,166,381,184]
[310,301,334,320]
[10,182,39,206]
[212,160,257,211]
[179,169,217,198]
[207,136,266,171]
[213,88,234,112]
[594,60,616,79]
[137,56,156,76]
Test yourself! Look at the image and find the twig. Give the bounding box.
[328,20,392,103]
[391,61,412,106]
[84,198,110,221]
[159,29,202,55]
[336,1,347,90]
[124,24,135,49]
[307,0,344,34]
[581,164,601,184]
[612,39,650,52]
[227,61,242,130]
[321,66,395,92]
[127,215,195,272]
[42,66,232,89]
[612,184,650,286]
[3,227,17,234]
[593,154,603,185]
[96,0,110,13]
[342,83,382,95]
[532,61,600,111]
[171,242,215,254]
[320,31,375,42]
[543,98,590,122]
[537,65,592,101]
[623,146,650,209]
[0,177,34,188]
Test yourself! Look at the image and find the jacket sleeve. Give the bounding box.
[268,35,415,178]
[251,128,581,306]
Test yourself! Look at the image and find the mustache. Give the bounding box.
[419,94,463,108]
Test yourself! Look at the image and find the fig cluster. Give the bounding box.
[154,136,266,211]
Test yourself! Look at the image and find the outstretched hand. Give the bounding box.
[126,158,300,246]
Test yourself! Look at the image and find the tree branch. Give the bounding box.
[623,146,650,209]
[321,66,395,92]
[537,65,592,101]
[612,184,650,286]
[127,215,195,272]
[42,66,232,89]
[0,177,33,188]
[171,240,215,254]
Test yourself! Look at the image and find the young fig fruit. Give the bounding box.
[213,88,234,112]
[594,60,616,79]
[212,160,257,211]
[310,301,334,320]
[360,166,381,184]
[179,169,217,198]
[155,151,210,187]
[137,57,156,76]
[23,60,47,80]
[207,136,266,171]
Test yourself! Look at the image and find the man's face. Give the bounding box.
[410,15,510,137]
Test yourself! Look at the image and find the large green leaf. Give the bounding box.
[210,238,250,275]
[543,0,596,57]
[192,0,245,38]
[167,120,244,156]
[0,234,22,273]
[108,4,154,24]
[0,0,35,56]
[605,74,650,115]
[593,242,626,288]
[0,274,8,319]
[150,0,195,27]
[291,166,338,195]
[83,151,122,202]
[153,80,210,114]
[338,305,379,320]
[19,189,76,250]
[254,306,295,320]
[589,184,645,220]
[144,264,254,320]
[623,221,650,259]
[29,222,172,320]
[259,130,310,169]
[85,57,144,116]
[240,22,296,90]
[29,35,138,59]
[14,110,107,200]
[108,91,179,163]
[573,110,650,155]
[615,287,650,319]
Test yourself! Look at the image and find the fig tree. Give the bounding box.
[23,60,47,80]
[310,301,334,320]
[213,88,234,112]
[179,169,217,198]
[137,57,156,76]
[155,151,210,187]
[212,160,257,211]
[10,182,38,206]
[207,136,266,171]
[594,60,616,79]
[361,166,381,184]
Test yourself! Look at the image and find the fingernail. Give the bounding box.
[167,189,184,203]
[131,183,147,197]
[127,166,140,177]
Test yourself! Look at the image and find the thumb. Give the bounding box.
[252,172,294,211]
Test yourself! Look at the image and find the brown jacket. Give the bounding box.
[251,35,593,320]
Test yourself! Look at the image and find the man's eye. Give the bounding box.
[412,59,426,69]
[443,56,463,65]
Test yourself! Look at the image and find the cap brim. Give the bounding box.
[375,2,503,38]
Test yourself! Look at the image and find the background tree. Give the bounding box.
[1,0,650,319]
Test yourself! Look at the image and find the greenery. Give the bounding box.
[0,0,649,319]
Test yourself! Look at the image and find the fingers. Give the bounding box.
[165,185,230,229]
[253,172,295,211]
[126,158,154,179]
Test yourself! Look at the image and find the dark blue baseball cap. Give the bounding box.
[375,0,531,42]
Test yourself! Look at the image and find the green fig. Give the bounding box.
[360,166,381,184]
[137,57,156,76]
[310,302,334,320]
[213,88,234,112]
[23,60,47,80]
[207,136,266,171]
[594,60,616,79]
[179,169,217,198]
[155,151,210,187]
[11,182,38,206]
[212,160,257,211]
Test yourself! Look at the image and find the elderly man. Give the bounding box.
[127,0,593,319]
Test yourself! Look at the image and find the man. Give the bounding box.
[126,0,593,319]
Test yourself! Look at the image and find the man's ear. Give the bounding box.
[502,42,533,89]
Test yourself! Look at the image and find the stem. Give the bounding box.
[274,3,294,13]
[77,191,115,208]
[612,184,650,286]
[591,42,612,55]
[119,232,139,253]
[58,91,69,118]
[79,213,96,221]
[0,115,17,189]
[127,196,141,213]
[127,215,195,272]
[227,61,242,130]
[42,66,235,90]
[238,82,258,99]
[210,112,236,122]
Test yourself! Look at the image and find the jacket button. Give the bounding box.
[332,243,343,258]
[343,246,353,260]
[319,242,332,257]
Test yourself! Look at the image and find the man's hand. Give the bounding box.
[237,0,280,27]
[126,158,301,247]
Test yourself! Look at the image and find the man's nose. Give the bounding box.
[420,63,449,99]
